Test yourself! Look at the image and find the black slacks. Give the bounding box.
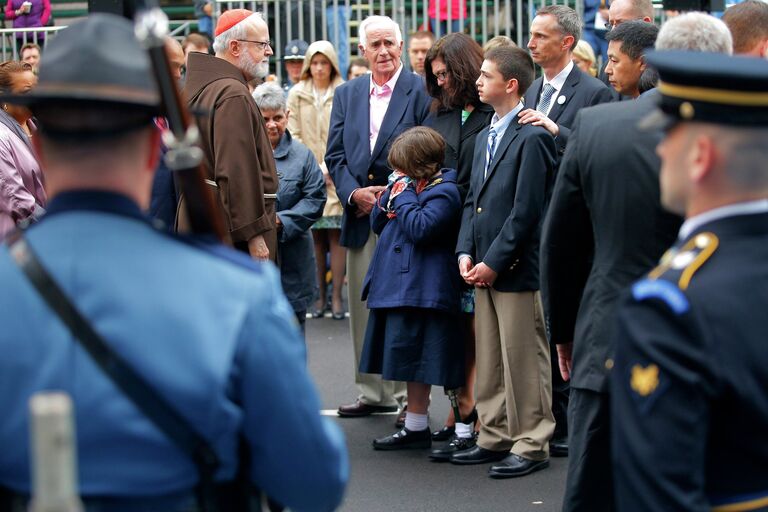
[561,388,614,512]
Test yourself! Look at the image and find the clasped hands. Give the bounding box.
[459,256,498,289]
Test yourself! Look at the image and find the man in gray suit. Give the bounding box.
[540,13,733,512]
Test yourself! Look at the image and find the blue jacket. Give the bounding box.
[362,169,463,312]
[0,192,347,511]
[274,131,326,312]
[325,68,432,248]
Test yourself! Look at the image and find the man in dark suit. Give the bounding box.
[518,4,613,455]
[520,5,613,158]
[451,45,557,478]
[325,15,431,418]
[540,13,733,511]
[611,50,768,512]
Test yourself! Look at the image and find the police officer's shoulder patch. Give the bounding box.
[632,279,689,314]
[646,232,719,290]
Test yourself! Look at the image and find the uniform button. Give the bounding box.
[605,358,614,370]
[394,246,401,253]
[477,207,483,213]
[368,174,374,180]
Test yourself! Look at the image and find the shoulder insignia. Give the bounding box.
[646,232,719,290]
[631,364,659,397]
[632,279,689,314]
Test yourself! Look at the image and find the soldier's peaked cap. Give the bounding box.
[639,51,768,131]
[1,13,160,111]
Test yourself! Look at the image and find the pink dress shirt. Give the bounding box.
[369,64,404,153]
[0,122,45,239]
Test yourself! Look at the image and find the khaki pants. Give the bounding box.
[474,288,555,459]
[347,232,406,407]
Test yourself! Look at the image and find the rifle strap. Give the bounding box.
[7,232,221,512]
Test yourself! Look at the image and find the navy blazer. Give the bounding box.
[362,169,463,312]
[523,65,613,155]
[457,119,557,293]
[325,68,432,248]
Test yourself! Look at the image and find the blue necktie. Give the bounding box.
[484,127,497,179]
[537,83,556,114]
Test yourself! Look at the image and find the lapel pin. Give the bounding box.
[557,95,566,105]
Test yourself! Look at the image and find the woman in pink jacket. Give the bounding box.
[0,61,45,239]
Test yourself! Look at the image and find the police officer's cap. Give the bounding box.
[640,51,768,131]
[283,39,308,60]
[1,13,161,137]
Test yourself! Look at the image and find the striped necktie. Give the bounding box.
[537,83,557,114]
[484,127,497,179]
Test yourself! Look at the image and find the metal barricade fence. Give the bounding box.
[0,26,65,61]
[213,0,578,82]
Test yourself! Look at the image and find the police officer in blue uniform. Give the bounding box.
[610,51,768,512]
[0,14,348,512]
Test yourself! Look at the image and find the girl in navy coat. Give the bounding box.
[359,127,465,450]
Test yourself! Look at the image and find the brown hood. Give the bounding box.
[183,52,247,98]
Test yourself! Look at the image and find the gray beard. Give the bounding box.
[240,51,269,81]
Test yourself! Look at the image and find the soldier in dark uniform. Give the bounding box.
[610,51,768,512]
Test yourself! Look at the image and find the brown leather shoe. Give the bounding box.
[337,400,398,417]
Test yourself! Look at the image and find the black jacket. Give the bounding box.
[540,91,682,392]
[457,119,557,293]
[523,65,614,156]
[425,103,494,204]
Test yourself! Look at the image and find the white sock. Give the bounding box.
[404,411,428,431]
[455,421,473,439]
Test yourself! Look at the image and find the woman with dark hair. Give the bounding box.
[0,61,44,239]
[423,32,493,460]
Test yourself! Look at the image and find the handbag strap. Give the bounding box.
[7,232,220,511]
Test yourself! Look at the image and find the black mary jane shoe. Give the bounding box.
[431,425,455,441]
[310,306,327,319]
[429,434,477,462]
[432,408,478,441]
[372,427,431,451]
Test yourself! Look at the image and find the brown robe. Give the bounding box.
[178,52,278,261]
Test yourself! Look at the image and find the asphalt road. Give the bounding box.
[305,315,567,512]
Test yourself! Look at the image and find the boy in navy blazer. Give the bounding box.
[452,46,557,478]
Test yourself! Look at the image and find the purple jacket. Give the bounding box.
[0,122,45,239]
[5,0,51,40]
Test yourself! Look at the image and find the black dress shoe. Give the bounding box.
[449,445,509,465]
[432,408,478,441]
[337,400,398,417]
[394,405,407,428]
[373,428,431,450]
[550,437,569,457]
[429,435,477,462]
[488,453,549,478]
[431,425,455,441]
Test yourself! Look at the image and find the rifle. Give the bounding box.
[130,0,226,241]
[29,392,84,512]
[126,5,284,512]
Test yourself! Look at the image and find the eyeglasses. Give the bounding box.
[237,39,273,50]
[434,70,449,81]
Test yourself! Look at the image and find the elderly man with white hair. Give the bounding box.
[325,15,431,424]
[181,9,279,262]
[540,12,732,512]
